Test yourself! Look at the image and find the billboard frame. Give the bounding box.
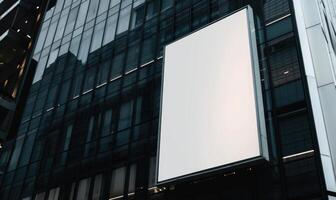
[156,5,268,186]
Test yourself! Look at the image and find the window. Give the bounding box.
[44,131,59,158]
[32,89,47,114]
[110,0,121,8]
[35,192,46,200]
[135,96,151,125]
[71,74,84,98]
[45,7,54,20]
[75,1,89,28]
[31,136,45,162]
[263,0,290,22]
[116,6,132,34]
[76,178,91,200]
[44,18,58,47]
[148,157,156,188]
[110,167,126,198]
[54,10,69,41]
[90,21,106,52]
[279,114,313,156]
[266,17,293,41]
[0,147,11,171]
[64,6,79,35]
[125,43,140,72]
[86,116,95,143]
[96,60,110,86]
[18,132,36,167]
[83,68,96,93]
[141,36,156,63]
[118,101,133,130]
[274,80,304,107]
[92,174,103,200]
[110,52,125,80]
[174,9,191,38]
[46,48,59,68]
[269,39,301,86]
[45,84,58,109]
[22,95,36,121]
[78,28,93,64]
[146,0,159,20]
[33,55,48,83]
[64,125,73,151]
[103,13,118,45]
[192,1,209,29]
[86,0,100,22]
[84,115,99,157]
[128,164,137,194]
[161,0,174,11]
[55,124,72,166]
[69,35,81,56]
[7,136,24,171]
[130,0,145,29]
[121,0,132,8]
[69,183,76,200]
[285,158,320,199]
[99,109,114,152]
[54,0,65,13]
[102,109,113,136]
[64,0,72,7]
[35,20,50,53]
[98,0,110,15]
[47,187,60,200]
[58,79,71,105]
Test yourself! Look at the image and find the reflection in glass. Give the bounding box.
[90,21,106,52]
[78,28,93,64]
[103,14,118,45]
[98,0,110,15]
[87,0,100,22]
[75,1,89,29]
[64,6,79,35]
[116,6,132,34]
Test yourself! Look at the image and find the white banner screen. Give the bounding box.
[157,7,268,184]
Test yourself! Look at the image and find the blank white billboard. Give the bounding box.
[157,7,268,184]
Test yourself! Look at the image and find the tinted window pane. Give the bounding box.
[78,28,93,64]
[125,44,140,72]
[18,132,36,167]
[86,0,100,22]
[75,1,89,28]
[97,60,110,85]
[76,178,91,200]
[103,14,118,45]
[64,6,79,35]
[98,0,110,15]
[8,136,25,171]
[110,52,125,80]
[118,101,133,130]
[279,114,313,156]
[110,167,126,197]
[116,6,132,34]
[90,21,106,52]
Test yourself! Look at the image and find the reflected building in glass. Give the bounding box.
[0,0,336,199]
[0,0,51,144]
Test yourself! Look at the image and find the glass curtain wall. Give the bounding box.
[0,0,326,199]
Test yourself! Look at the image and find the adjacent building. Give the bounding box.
[0,0,335,199]
[0,0,51,144]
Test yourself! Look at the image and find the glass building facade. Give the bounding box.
[0,0,331,199]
